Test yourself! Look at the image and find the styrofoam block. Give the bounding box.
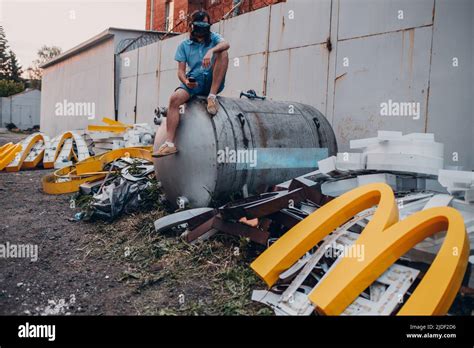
[361,140,444,158]
[366,153,443,176]
[317,156,336,174]
[396,177,426,192]
[404,133,435,141]
[357,173,397,190]
[321,177,358,197]
[422,194,454,210]
[350,137,380,149]
[87,131,124,140]
[336,152,366,171]
[465,188,474,203]
[377,130,404,140]
[438,169,474,189]
[112,140,125,150]
[350,132,444,167]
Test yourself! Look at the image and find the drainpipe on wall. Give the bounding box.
[150,0,155,30]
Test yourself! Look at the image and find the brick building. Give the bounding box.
[145,0,284,32]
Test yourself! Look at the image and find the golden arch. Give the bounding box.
[250,183,469,315]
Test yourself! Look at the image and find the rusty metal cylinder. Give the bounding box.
[153,96,337,207]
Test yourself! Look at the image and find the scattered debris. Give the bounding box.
[152,131,473,315]
[42,147,153,195]
[87,118,154,154]
[0,118,155,173]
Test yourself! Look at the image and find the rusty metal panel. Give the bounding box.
[426,0,473,171]
[332,27,432,150]
[269,0,331,52]
[221,6,270,57]
[266,44,328,111]
[220,53,267,98]
[338,0,434,40]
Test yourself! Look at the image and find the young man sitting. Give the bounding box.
[153,10,230,158]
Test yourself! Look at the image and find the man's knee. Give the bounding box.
[169,91,185,108]
[215,50,229,62]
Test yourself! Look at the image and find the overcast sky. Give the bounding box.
[0,0,147,71]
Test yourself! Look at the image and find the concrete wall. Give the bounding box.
[0,90,41,129]
[118,0,472,171]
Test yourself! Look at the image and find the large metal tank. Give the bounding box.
[153,97,337,208]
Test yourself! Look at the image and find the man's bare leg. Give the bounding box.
[167,88,191,143]
[152,88,190,157]
[207,51,229,115]
[210,51,229,95]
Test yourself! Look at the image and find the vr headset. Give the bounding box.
[191,21,211,41]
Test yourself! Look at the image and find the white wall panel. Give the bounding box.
[338,0,434,40]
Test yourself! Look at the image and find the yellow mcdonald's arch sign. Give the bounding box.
[250,183,469,315]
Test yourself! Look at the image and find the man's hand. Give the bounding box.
[202,50,213,69]
[185,79,198,89]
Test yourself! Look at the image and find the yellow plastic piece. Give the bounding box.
[311,207,468,315]
[22,148,45,169]
[75,147,152,175]
[42,146,152,194]
[87,125,129,133]
[0,142,13,154]
[43,132,74,169]
[42,167,105,195]
[101,117,131,127]
[251,183,469,316]
[5,133,45,172]
[251,183,399,286]
[0,144,22,171]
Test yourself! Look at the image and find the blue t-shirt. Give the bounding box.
[174,32,224,80]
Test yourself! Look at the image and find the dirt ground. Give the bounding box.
[0,132,269,316]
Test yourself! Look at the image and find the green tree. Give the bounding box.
[0,26,9,80]
[26,45,62,81]
[0,79,25,97]
[7,50,23,82]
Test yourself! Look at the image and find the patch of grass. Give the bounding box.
[82,208,271,315]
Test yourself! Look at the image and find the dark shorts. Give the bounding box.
[176,72,226,97]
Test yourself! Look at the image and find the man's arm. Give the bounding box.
[177,62,197,89]
[177,62,187,84]
[210,40,230,54]
[202,40,230,68]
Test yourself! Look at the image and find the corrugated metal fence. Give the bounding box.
[118,0,473,170]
